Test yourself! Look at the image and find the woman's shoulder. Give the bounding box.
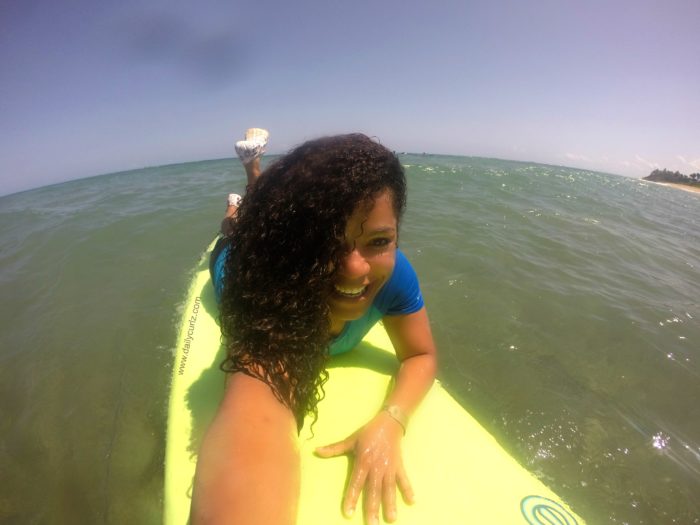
[389,249,420,288]
[375,249,424,315]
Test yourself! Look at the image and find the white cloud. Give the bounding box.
[634,155,660,170]
[565,152,591,162]
[677,155,700,171]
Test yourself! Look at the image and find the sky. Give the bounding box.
[1,0,699,196]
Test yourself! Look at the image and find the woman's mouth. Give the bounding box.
[333,283,368,298]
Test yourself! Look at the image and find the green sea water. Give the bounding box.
[1,156,698,524]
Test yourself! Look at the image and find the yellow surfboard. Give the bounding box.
[164,241,585,524]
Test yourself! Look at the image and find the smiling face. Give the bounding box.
[328,190,398,333]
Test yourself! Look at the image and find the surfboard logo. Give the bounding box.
[520,495,579,525]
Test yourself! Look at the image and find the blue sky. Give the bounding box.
[2,0,699,196]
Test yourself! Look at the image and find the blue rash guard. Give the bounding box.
[210,239,424,355]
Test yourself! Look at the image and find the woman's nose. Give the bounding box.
[340,248,370,278]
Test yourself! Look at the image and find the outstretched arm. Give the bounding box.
[190,372,300,525]
[316,307,437,524]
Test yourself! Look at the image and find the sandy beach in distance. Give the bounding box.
[647,181,700,195]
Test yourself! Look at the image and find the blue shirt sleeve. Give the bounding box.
[212,242,229,303]
[374,249,424,315]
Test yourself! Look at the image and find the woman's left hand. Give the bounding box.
[315,412,414,524]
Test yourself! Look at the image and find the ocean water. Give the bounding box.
[1,155,698,524]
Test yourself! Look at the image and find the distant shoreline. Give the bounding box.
[647,181,700,195]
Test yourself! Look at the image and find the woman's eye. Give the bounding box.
[369,238,391,247]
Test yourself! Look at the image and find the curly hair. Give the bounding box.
[219,133,406,427]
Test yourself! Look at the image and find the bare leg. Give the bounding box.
[220,153,264,235]
[220,128,268,235]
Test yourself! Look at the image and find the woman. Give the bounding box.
[191,131,437,525]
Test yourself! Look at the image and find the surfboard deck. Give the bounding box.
[164,240,585,524]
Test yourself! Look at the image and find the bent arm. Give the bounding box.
[190,372,300,525]
[382,306,438,422]
[314,307,438,522]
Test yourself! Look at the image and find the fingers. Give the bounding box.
[382,472,397,523]
[314,437,353,458]
[363,468,382,525]
[396,463,414,505]
[343,462,368,518]
[347,461,412,524]
[316,428,413,522]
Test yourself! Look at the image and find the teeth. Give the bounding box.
[334,284,367,296]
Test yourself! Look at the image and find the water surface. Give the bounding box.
[1,155,698,523]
